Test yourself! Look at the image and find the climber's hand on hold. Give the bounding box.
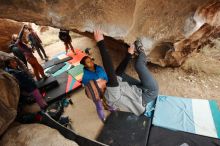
[94,29,104,42]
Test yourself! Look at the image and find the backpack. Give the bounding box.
[59,30,71,42]
[85,80,114,110]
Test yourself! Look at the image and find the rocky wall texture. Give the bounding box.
[0,0,219,67]
[149,1,220,67]
[0,69,19,136]
[0,0,216,41]
[0,19,23,53]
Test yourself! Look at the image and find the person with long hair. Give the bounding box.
[13,25,47,81]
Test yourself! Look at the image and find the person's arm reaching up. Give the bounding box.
[17,25,27,43]
[94,30,118,87]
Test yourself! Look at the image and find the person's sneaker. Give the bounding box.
[134,37,145,55]
[134,37,150,62]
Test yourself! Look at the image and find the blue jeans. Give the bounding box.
[120,53,159,107]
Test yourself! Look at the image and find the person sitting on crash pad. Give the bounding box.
[86,30,159,117]
[5,58,47,109]
[59,29,76,55]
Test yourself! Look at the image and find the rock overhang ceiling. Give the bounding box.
[0,0,219,67]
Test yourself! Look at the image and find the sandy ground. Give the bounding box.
[32,29,220,141]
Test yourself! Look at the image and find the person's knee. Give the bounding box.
[150,82,159,97]
[154,81,159,94]
[144,83,159,100]
[151,87,159,100]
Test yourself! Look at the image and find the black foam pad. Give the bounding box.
[54,56,72,64]
[36,76,59,91]
[42,56,72,69]
[46,63,66,74]
[97,111,151,146]
[45,72,68,104]
[43,58,59,69]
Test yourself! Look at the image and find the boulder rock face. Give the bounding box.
[0,69,19,136]
[0,19,22,53]
[150,23,220,67]
[0,0,219,67]
[0,0,215,42]
[0,124,79,146]
[0,51,35,136]
[149,1,220,67]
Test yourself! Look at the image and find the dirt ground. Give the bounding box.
[33,29,220,141]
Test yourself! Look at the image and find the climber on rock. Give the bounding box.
[82,30,159,118]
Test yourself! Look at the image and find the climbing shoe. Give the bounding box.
[134,37,145,55]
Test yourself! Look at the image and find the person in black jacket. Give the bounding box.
[27,27,48,61]
[59,29,76,55]
[5,58,47,109]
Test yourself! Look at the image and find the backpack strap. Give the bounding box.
[85,80,101,102]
